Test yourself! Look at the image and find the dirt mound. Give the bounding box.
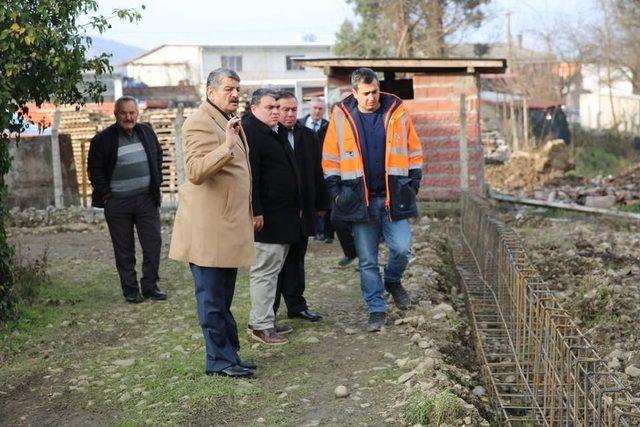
[485,140,573,192]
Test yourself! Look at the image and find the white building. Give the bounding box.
[123,43,333,103]
[577,64,640,132]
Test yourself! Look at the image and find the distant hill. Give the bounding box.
[86,37,145,65]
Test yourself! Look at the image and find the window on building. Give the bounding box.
[221,55,242,72]
[286,55,305,71]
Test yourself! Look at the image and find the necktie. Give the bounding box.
[312,121,319,132]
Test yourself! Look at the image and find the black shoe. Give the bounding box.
[142,288,167,301]
[206,365,253,378]
[288,309,323,322]
[324,238,334,244]
[384,281,411,310]
[238,360,257,370]
[337,256,356,267]
[367,312,386,332]
[125,293,144,304]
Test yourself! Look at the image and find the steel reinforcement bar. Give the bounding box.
[453,192,640,426]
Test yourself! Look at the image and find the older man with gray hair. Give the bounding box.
[88,95,166,304]
[170,68,256,378]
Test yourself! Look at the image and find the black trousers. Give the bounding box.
[274,236,308,315]
[333,218,357,259]
[323,210,334,239]
[104,193,161,297]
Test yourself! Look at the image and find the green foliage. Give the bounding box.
[334,0,391,57]
[618,202,640,213]
[570,128,640,178]
[0,1,142,322]
[0,248,50,321]
[405,389,465,425]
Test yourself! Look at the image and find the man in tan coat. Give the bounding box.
[169,68,255,378]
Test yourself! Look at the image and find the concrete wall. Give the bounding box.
[6,134,80,209]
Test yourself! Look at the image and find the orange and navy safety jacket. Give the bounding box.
[322,92,423,222]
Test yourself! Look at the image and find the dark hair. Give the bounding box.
[278,90,296,101]
[351,67,379,90]
[206,68,240,89]
[250,88,280,106]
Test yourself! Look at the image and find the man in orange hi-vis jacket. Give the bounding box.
[322,68,423,332]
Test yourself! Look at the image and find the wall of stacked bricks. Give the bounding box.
[406,73,482,201]
[327,73,483,201]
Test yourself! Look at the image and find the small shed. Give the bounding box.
[296,58,507,200]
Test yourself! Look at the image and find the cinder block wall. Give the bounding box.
[405,74,483,200]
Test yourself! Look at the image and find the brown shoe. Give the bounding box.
[247,324,293,335]
[248,327,289,345]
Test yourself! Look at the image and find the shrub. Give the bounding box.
[0,246,50,322]
[405,389,465,425]
[571,128,640,178]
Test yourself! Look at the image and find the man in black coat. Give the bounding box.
[275,92,328,322]
[88,96,167,303]
[297,98,329,135]
[298,98,329,241]
[244,88,302,346]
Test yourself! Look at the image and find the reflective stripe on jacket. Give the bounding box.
[322,92,423,222]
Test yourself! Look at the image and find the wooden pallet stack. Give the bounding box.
[139,108,195,202]
[34,105,197,206]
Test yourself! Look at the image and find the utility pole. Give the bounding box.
[505,11,513,73]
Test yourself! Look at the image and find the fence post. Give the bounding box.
[459,94,469,191]
[80,141,88,207]
[174,104,185,187]
[523,97,529,148]
[509,95,519,152]
[50,110,64,208]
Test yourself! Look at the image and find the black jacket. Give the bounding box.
[87,123,163,208]
[278,123,329,237]
[297,115,329,134]
[243,112,301,244]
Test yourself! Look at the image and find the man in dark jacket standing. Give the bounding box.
[88,96,166,303]
[275,92,328,322]
[244,89,301,346]
[298,98,329,242]
[298,98,329,135]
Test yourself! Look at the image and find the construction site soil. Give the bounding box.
[500,206,640,397]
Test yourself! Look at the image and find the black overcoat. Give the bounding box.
[243,112,301,244]
[278,123,329,237]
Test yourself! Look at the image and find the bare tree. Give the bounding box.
[335,0,492,58]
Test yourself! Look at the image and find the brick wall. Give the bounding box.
[406,73,483,200]
[325,72,484,201]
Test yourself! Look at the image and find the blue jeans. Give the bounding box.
[190,264,240,372]
[352,197,412,313]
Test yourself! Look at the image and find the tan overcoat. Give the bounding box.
[169,102,255,267]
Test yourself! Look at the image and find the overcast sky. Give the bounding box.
[87,0,597,52]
